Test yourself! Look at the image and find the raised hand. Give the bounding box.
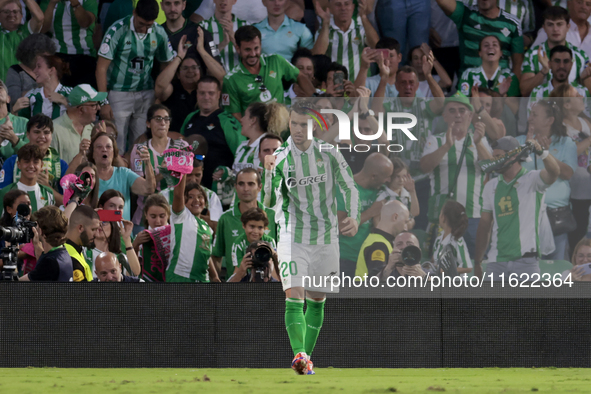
[473,122,486,144]
[178,34,188,59]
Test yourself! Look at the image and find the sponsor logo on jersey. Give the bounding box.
[286,174,327,188]
[232,229,239,237]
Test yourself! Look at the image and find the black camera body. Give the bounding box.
[401,245,422,266]
[0,208,36,281]
[247,241,273,272]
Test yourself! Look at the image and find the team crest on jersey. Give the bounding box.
[269,70,277,79]
[286,31,293,37]
[99,43,110,55]
[222,94,230,106]
[501,27,510,37]
[316,159,324,168]
[151,40,157,48]
[200,233,211,250]
[232,229,239,237]
[207,124,215,130]
[353,36,361,45]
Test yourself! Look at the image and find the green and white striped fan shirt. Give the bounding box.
[319,16,366,81]
[482,168,548,262]
[528,81,590,113]
[42,0,98,56]
[98,15,176,92]
[521,41,588,84]
[23,84,72,119]
[200,14,249,73]
[422,132,491,219]
[262,137,360,245]
[232,133,265,173]
[462,0,535,33]
[432,232,472,269]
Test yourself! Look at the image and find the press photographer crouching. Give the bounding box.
[19,206,72,282]
[228,208,279,283]
[380,232,427,281]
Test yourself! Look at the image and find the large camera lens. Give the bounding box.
[253,245,272,264]
[401,245,422,266]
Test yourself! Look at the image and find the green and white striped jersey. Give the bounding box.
[166,207,213,282]
[200,14,249,72]
[376,186,412,213]
[461,0,535,33]
[262,137,360,245]
[159,185,223,222]
[318,16,366,81]
[232,133,265,173]
[482,168,548,262]
[528,81,590,113]
[422,132,492,218]
[432,232,472,269]
[41,0,97,56]
[521,41,589,84]
[0,181,55,215]
[98,15,176,92]
[458,66,520,97]
[21,84,72,119]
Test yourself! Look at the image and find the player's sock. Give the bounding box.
[304,298,325,356]
[285,298,306,355]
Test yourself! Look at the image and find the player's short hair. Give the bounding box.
[289,101,318,116]
[543,6,569,24]
[135,0,160,21]
[549,44,572,59]
[32,206,68,247]
[241,207,269,227]
[235,26,261,47]
[17,144,44,162]
[197,75,221,91]
[236,167,261,186]
[69,205,100,228]
[27,114,53,134]
[376,37,400,53]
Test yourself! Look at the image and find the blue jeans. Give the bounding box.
[543,233,568,261]
[462,218,480,259]
[376,0,430,60]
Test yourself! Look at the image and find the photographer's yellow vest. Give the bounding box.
[65,243,92,282]
[356,233,393,277]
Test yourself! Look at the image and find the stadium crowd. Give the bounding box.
[1,0,591,283]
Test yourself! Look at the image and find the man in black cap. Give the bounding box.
[474,136,560,280]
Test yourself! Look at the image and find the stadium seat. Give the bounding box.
[539,260,572,276]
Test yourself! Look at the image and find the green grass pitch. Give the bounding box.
[2,368,590,393]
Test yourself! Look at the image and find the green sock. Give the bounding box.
[304,298,325,356]
[285,298,306,356]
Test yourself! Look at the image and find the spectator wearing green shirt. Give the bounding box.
[0,0,44,81]
[228,207,278,282]
[0,79,28,160]
[254,0,313,61]
[40,0,98,87]
[211,167,276,279]
[221,25,314,121]
[96,0,176,153]
[435,0,524,77]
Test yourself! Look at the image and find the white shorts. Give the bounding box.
[277,240,340,293]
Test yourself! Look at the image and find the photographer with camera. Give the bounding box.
[356,200,410,278]
[228,207,278,283]
[19,206,72,282]
[380,231,427,281]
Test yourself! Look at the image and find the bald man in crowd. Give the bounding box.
[337,152,394,278]
[356,200,410,278]
[93,252,143,282]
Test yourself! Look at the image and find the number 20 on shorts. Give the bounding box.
[280,261,298,277]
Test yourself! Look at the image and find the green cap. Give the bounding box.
[67,84,107,107]
[444,92,474,112]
